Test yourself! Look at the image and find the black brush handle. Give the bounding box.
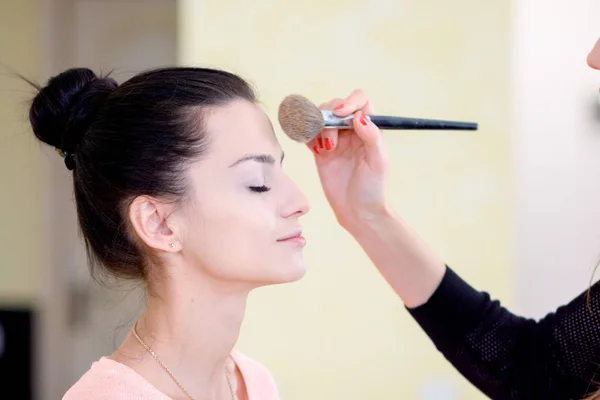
[370,115,478,130]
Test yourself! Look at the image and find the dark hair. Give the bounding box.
[29,67,256,280]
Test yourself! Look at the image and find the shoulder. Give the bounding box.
[62,357,168,400]
[231,350,280,400]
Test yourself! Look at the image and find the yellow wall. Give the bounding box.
[178,1,513,398]
[0,1,46,305]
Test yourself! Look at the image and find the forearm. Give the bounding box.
[342,208,446,308]
[346,209,543,396]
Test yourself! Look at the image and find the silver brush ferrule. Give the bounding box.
[321,110,355,128]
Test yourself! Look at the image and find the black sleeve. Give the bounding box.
[408,266,600,399]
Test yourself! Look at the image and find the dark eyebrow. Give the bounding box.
[229,152,285,168]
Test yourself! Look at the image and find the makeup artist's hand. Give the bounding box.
[307,89,390,230]
[309,90,446,308]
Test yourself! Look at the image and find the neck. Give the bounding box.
[131,268,249,399]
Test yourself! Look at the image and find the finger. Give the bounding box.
[312,103,327,152]
[319,127,338,152]
[319,99,344,110]
[319,98,345,128]
[332,89,376,117]
[309,99,343,153]
[353,110,388,173]
[352,110,381,149]
[305,137,322,156]
[304,115,327,156]
[320,98,345,111]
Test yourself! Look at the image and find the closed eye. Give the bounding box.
[248,185,271,193]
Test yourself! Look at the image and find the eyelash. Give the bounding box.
[248,185,271,193]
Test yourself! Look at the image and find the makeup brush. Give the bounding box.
[278,94,478,143]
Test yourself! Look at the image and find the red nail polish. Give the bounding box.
[318,137,323,148]
[325,138,333,150]
[334,104,344,111]
[360,115,368,126]
[313,145,321,154]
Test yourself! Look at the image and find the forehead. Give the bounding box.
[202,99,280,161]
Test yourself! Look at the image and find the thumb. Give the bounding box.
[352,111,388,173]
[353,111,382,148]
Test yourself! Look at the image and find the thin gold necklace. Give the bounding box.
[132,321,237,400]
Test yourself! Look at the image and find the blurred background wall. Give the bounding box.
[512,0,600,318]
[0,1,46,315]
[0,0,597,399]
[0,1,46,398]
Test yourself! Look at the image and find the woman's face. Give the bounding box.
[175,99,310,287]
[588,37,600,70]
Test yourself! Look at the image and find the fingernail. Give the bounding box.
[313,145,321,155]
[325,138,333,150]
[317,137,324,148]
[334,104,344,111]
[360,114,368,126]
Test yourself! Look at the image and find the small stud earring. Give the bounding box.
[169,242,175,249]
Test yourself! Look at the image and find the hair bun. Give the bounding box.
[29,68,118,166]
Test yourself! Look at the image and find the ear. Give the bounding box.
[128,196,180,252]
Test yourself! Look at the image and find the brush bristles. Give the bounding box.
[278,94,324,143]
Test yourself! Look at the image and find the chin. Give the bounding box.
[260,255,307,286]
[283,252,307,281]
[280,260,307,283]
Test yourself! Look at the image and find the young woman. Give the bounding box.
[32,67,311,400]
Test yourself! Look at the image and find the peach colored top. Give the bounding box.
[63,350,280,399]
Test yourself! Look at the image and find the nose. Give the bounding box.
[587,37,600,70]
[280,177,311,219]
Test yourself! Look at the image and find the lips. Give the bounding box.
[277,228,303,241]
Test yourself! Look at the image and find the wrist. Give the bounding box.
[338,204,447,308]
[338,203,397,237]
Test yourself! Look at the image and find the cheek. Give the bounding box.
[185,194,278,278]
